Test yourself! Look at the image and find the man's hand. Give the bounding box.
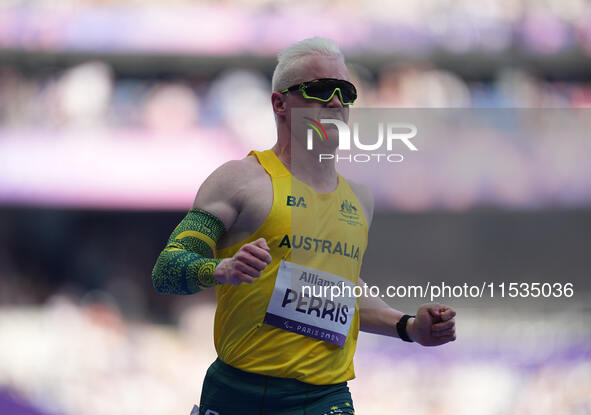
[214,238,272,285]
[406,303,456,346]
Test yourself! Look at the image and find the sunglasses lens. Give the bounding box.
[305,80,357,104]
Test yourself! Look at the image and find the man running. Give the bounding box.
[152,37,456,415]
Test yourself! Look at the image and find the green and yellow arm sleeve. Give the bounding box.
[152,209,226,295]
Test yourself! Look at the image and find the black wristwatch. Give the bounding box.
[396,314,415,342]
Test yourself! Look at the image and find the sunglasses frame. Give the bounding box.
[280,78,357,106]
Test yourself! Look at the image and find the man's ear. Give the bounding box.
[271,92,287,115]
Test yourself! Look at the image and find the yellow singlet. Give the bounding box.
[214,150,369,385]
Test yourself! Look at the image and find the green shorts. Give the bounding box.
[197,358,355,415]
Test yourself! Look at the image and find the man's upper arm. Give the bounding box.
[192,160,247,232]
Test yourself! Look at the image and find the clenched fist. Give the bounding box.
[407,303,457,346]
[214,238,272,285]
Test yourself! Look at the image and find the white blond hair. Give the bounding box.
[271,37,344,92]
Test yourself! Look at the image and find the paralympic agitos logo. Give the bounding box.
[304,117,418,163]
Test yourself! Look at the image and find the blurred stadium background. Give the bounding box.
[1,0,591,414]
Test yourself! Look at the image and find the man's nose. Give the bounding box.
[325,90,343,108]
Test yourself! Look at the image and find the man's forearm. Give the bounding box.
[358,278,413,339]
[358,280,457,346]
[359,304,403,337]
[152,247,221,295]
[359,294,406,338]
[152,209,225,295]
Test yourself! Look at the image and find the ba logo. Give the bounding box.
[287,195,307,208]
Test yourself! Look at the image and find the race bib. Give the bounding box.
[263,261,356,347]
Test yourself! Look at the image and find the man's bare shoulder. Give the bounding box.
[191,155,268,229]
[195,155,267,200]
[346,179,375,227]
[202,155,266,189]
